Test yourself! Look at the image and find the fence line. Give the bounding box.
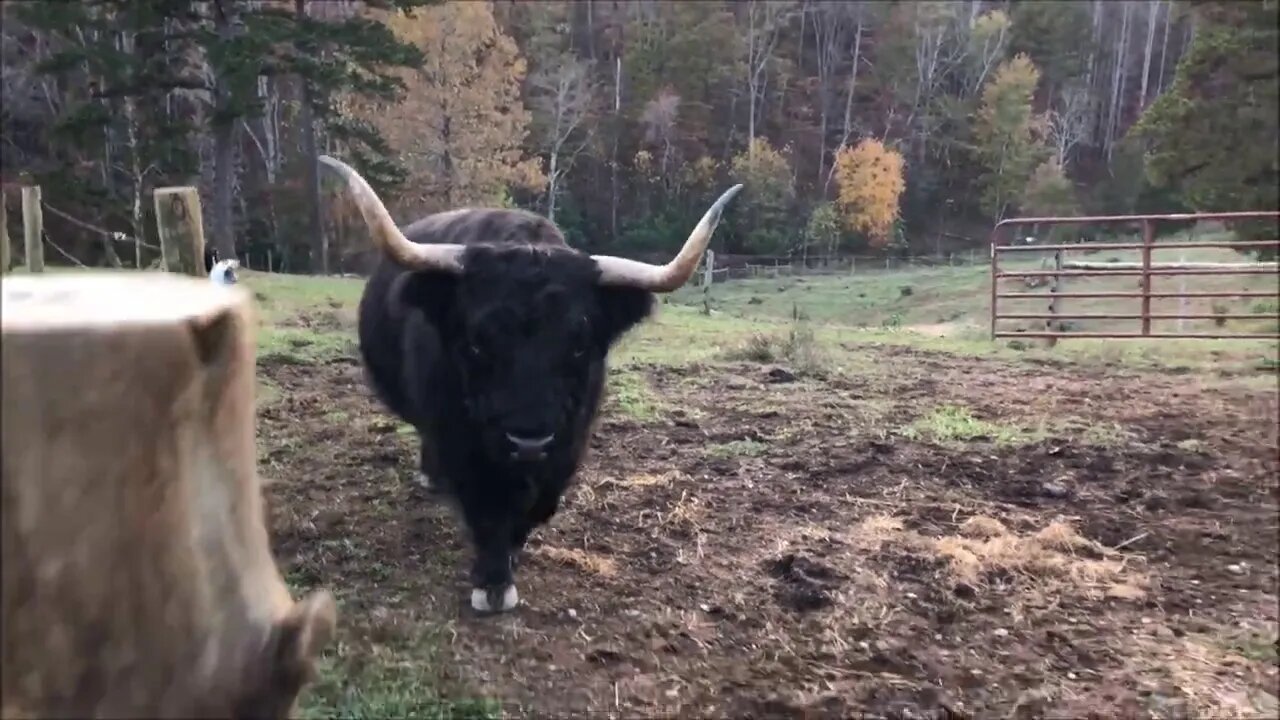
[691,249,987,285]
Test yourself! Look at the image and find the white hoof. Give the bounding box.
[470,585,519,613]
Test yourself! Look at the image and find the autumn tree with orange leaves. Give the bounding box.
[832,139,906,249]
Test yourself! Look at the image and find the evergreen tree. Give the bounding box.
[17,0,429,264]
[1136,0,1279,257]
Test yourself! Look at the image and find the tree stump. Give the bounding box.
[1,272,336,719]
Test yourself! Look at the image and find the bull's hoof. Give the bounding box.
[470,585,519,614]
[411,472,444,496]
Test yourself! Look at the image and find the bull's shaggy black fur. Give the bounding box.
[357,208,653,608]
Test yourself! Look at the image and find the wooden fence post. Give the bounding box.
[1,190,10,274]
[1177,253,1188,333]
[22,185,44,274]
[153,187,206,277]
[1046,249,1063,347]
[1,272,336,717]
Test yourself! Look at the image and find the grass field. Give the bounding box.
[667,239,1280,338]
[8,253,1277,718]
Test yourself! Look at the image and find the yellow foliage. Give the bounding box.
[634,150,655,177]
[832,138,906,247]
[729,138,793,196]
[978,53,1041,140]
[974,53,1046,219]
[351,3,544,216]
[682,156,719,190]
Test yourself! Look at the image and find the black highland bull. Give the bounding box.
[319,155,742,614]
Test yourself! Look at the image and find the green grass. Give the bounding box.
[706,438,769,459]
[259,327,356,365]
[605,366,664,422]
[898,404,1046,447]
[660,235,1278,375]
[298,635,501,720]
[669,263,992,327]
[13,262,1274,376]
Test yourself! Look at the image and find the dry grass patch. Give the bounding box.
[531,546,619,578]
[958,515,1008,539]
[850,514,1148,601]
[662,490,706,530]
[599,471,683,489]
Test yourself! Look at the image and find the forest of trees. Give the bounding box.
[1,0,1276,273]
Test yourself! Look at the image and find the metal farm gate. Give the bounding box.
[989,211,1280,341]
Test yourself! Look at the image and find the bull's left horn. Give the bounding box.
[591,183,744,292]
[318,155,465,274]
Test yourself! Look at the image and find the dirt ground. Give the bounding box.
[260,343,1279,719]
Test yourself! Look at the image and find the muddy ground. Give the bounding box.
[260,342,1279,719]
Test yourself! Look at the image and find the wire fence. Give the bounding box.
[690,249,988,286]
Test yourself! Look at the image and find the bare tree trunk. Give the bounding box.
[546,151,559,223]
[745,0,784,158]
[1105,2,1131,159]
[1087,0,1104,145]
[295,0,326,274]
[210,122,238,260]
[208,0,240,261]
[1115,3,1132,139]
[1139,0,1159,108]
[113,2,147,268]
[124,94,146,269]
[257,77,279,184]
[823,4,863,196]
[610,55,621,240]
[1157,0,1172,95]
[813,3,845,188]
[797,0,807,72]
[747,2,757,155]
[585,0,595,61]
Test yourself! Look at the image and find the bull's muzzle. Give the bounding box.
[506,433,554,462]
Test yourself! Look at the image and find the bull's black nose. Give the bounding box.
[506,432,554,461]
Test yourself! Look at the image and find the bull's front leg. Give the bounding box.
[509,491,562,569]
[413,432,444,495]
[465,514,519,614]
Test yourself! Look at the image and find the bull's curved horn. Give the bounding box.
[317,155,465,274]
[591,184,744,292]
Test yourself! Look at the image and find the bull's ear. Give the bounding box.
[391,270,458,328]
[233,591,336,720]
[275,591,337,677]
[594,286,655,349]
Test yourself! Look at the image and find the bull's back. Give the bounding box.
[401,207,569,249]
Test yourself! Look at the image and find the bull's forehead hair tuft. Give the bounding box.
[458,244,609,289]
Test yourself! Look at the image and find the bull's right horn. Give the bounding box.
[318,155,465,273]
[591,184,744,292]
